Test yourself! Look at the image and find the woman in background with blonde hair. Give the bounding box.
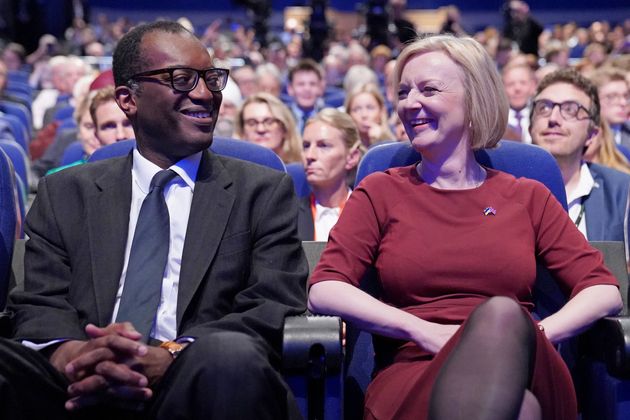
[235,92,303,163]
[298,108,361,241]
[584,119,630,174]
[345,83,395,148]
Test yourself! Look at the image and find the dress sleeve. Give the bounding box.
[309,174,386,288]
[531,183,619,299]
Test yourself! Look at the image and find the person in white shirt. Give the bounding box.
[502,62,537,143]
[530,68,630,266]
[298,108,361,241]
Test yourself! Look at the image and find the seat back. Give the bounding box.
[0,150,17,309]
[89,138,286,172]
[0,101,31,137]
[0,139,30,190]
[286,162,311,198]
[60,141,84,166]
[356,140,568,210]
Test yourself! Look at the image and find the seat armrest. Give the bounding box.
[283,313,343,375]
[582,316,630,378]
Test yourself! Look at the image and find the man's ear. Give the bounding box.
[585,123,600,148]
[115,85,137,117]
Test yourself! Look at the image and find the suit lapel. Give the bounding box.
[297,195,314,241]
[584,168,606,240]
[87,154,133,325]
[177,150,235,325]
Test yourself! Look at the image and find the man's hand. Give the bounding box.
[65,344,174,411]
[47,323,175,411]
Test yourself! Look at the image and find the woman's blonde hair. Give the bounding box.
[344,83,395,145]
[585,120,630,174]
[394,34,509,149]
[234,92,303,163]
[305,108,360,151]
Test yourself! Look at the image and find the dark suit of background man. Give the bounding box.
[0,21,308,420]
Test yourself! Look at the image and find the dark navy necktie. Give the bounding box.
[116,169,178,342]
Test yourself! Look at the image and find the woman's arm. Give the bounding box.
[538,284,622,344]
[308,280,459,354]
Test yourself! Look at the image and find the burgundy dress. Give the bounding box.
[309,165,618,420]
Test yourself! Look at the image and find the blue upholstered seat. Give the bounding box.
[89,138,286,172]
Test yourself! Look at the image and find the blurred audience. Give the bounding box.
[345,83,394,148]
[286,59,325,134]
[590,67,630,149]
[502,62,537,143]
[235,92,302,164]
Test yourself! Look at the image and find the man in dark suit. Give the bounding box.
[530,68,630,263]
[0,21,307,420]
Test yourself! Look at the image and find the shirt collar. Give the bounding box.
[132,148,202,193]
[567,162,595,203]
[313,189,351,220]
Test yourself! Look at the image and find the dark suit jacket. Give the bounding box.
[297,195,314,241]
[584,163,630,253]
[9,149,308,362]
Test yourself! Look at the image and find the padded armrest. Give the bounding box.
[582,316,630,378]
[282,313,343,375]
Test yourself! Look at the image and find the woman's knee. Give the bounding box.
[473,296,529,331]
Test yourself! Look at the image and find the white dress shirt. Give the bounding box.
[313,190,351,241]
[508,107,532,144]
[111,148,201,342]
[566,162,595,238]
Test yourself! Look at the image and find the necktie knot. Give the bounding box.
[151,169,177,191]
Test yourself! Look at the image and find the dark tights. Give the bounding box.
[429,296,538,420]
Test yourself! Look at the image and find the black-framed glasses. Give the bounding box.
[129,67,229,93]
[532,99,592,121]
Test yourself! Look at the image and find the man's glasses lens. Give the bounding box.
[533,100,590,121]
[172,68,228,92]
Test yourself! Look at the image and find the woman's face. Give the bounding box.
[302,121,353,189]
[349,92,382,136]
[77,108,100,156]
[241,102,286,155]
[397,51,468,154]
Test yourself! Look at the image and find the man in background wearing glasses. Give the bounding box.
[530,68,630,263]
[0,21,307,420]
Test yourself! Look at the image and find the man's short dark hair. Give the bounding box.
[287,58,324,84]
[112,21,193,88]
[534,68,601,126]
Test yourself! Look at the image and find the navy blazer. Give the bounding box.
[584,163,630,256]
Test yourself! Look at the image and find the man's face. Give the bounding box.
[118,31,221,165]
[530,82,596,164]
[232,66,258,98]
[503,67,536,111]
[94,100,134,146]
[287,70,323,111]
[599,80,629,126]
